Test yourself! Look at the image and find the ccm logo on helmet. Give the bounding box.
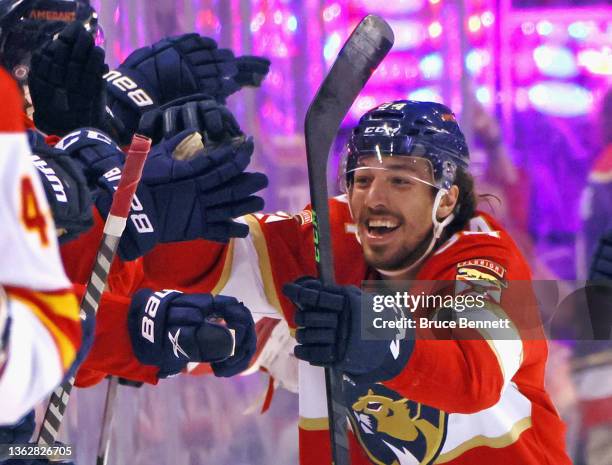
[141,290,179,343]
[364,126,400,135]
[104,70,154,108]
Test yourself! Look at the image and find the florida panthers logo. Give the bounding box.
[349,385,447,465]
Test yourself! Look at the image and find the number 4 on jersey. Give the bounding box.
[21,176,49,247]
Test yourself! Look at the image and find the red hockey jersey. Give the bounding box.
[73,194,570,464]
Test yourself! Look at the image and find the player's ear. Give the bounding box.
[436,185,459,220]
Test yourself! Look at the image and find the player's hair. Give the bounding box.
[444,167,477,238]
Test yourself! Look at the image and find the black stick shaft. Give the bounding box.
[304,15,394,465]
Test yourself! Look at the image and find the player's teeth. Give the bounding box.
[368,220,398,228]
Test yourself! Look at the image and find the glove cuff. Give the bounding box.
[56,128,125,182]
[94,180,159,261]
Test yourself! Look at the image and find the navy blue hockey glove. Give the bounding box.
[53,128,123,187]
[105,34,270,144]
[104,33,236,144]
[137,93,242,146]
[0,410,35,444]
[283,278,413,383]
[28,131,93,243]
[127,289,256,378]
[57,128,267,260]
[28,22,109,136]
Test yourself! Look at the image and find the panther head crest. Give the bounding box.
[351,389,446,465]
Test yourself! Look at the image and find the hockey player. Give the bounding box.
[69,100,571,463]
[3,3,270,388]
[0,67,81,425]
[281,101,571,464]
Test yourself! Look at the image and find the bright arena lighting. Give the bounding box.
[577,49,612,75]
[419,53,444,80]
[476,86,492,104]
[528,81,593,117]
[388,19,426,50]
[533,45,578,78]
[428,21,443,38]
[466,49,491,76]
[408,87,443,103]
[536,20,553,36]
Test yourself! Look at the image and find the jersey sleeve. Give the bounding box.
[72,282,159,387]
[74,197,360,385]
[383,216,535,413]
[73,211,311,385]
[0,68,80,424]
[142,211,317,324]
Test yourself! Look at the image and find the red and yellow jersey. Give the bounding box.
[77,193,569,464]
[0,68,80,425]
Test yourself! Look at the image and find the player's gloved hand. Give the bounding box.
[28,22,109,136]
[57,128,268,260]
[103,132,266,260]
[54,128,125,187]
[127,289,256,378]
[27,131,93,243]
[283,278,413,382]
[104,33,237,144]
[137,93,242,146]
[105,34,270,144]
[0,410,35,444]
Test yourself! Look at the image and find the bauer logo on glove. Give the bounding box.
[128,289,256,379]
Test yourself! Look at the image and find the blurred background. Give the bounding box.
[58,0,612,464]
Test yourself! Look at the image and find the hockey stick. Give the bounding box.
[96,376,143,465]
[96,376,119,465]
[304,15,393,465]
[37,134,152,447]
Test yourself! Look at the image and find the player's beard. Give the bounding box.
[363,227,435,273]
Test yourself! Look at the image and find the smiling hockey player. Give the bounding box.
[281,101,572,464]
[127,99,571,464]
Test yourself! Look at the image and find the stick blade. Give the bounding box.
[305,15,394,167]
